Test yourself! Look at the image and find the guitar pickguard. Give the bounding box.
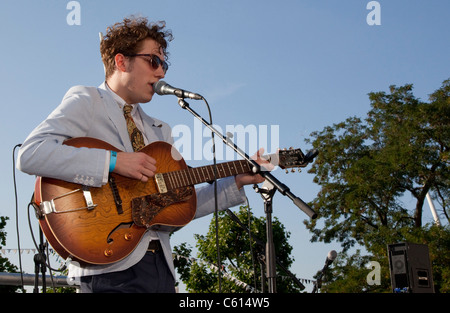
[131,186,194,228]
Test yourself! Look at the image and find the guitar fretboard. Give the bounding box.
[160,160,252,190]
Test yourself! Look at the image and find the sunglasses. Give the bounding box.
[125,54,169,73]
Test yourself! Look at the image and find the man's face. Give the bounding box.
[123,38,166,104]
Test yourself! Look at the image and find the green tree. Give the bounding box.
[174,206,304,293]
[304,79,449,292]
[0,216,22,293]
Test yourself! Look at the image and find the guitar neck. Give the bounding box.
[159,159,253,191]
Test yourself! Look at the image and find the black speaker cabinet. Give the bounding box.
[387,242,434,293]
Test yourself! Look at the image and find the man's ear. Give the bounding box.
[114,53,128,72]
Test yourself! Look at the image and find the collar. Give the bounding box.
[103,82,138,113]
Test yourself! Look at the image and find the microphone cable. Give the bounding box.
[12,143,24,291]
[201,96,223,292]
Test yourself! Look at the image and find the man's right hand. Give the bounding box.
[113,152,157,182]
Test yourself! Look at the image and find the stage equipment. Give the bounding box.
[388,242,434,293]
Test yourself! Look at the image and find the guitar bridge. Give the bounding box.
[82,186,96,211]
[155,173,168,194]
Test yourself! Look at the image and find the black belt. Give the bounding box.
[147,240,162,253]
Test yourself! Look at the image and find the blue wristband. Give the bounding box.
[109,151,117,172]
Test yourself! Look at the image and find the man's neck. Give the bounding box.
[105,79,132,104]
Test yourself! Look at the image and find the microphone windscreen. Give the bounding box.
[153,80,168,95]
[327,250,337,261]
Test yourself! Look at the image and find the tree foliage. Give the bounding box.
[0,216,22,293]
[304,79,450,292]
[174,206,304,293]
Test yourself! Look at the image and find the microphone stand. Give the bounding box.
[312,258,333,293]
[33,227,47,293]
[312,267,325,293]
[176,98,317,220]
[177,97,317,293]
[254,182,277,293]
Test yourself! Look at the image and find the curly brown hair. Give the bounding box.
[100,16,173,79]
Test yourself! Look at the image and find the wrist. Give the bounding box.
[235,174,244,190]
[109,150,117,172]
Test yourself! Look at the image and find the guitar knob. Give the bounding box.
[291,169,296,173]
[285,169,289,174]
[124,233,133,241]
[104,248,113,257]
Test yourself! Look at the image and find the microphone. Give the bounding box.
[312,250,337,293]
[153,80,203,100]
[324,250,337,268]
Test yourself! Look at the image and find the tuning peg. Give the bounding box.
[285,169,289,174]
[291,169,296,173]
[298,168,302,173]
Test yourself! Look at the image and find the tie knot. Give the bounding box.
[123,105,133,116]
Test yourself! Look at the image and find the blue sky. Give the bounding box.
[1,0,449,292]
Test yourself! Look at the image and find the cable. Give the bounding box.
[12,143,24,291]
[202,96,222,292]
[13,143,62,293]
[225,200,261,292]
[27,201,66,273]
[244,197,259,291]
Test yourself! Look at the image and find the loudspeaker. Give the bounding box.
[387,242,434,293]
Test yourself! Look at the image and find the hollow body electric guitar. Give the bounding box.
[33,137,307,265]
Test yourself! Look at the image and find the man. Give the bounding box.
[17,17,267,292]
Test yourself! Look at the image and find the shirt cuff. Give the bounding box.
[219,176,248,209]
[101,150,110,185]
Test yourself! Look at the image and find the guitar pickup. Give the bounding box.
[108,176,123,214]
[155,173,168,193]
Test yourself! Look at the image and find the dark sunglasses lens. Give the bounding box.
[150,55,160,69]
[151,55,168,73]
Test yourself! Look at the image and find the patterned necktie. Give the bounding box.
[123,105,145,151]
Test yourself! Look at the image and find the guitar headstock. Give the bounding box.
[261,147,318,173]
[278,147,307,172]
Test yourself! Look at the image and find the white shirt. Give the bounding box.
[101,83,150,184]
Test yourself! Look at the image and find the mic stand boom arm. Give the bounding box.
[177,98,318,220]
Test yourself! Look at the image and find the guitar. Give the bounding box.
[33,137,308,265]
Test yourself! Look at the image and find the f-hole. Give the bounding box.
[106,222,133,243]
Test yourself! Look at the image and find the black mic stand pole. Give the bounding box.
[312,257,333,293]
[33,227,47,293]
[254,182,277,293]
[176,98,318,220]
[312,266,325,293]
